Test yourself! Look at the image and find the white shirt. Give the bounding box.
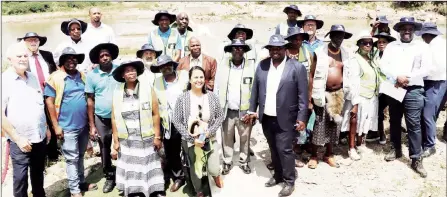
[425,36,446,81]
[28,51,50,81]
[380,38,432,87]
[53,36,94,74]
[83,23,116,46]
[190,54,203,68]
[165,71,188,121]
[227,60,245,110]
[264,57,286,116]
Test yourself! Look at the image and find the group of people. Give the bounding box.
[2,4,446,197]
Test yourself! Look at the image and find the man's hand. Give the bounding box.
[54,125,64,140]
[194,139,204,147]
[396,76,409,88]
[308,103,313,110]
[111,141,120,160]
[17,137,32,153]
[295,121,306,131]
[89,125,98,141]
[46,128,51,145]
[154,138,162,150]
[248,114,258,125]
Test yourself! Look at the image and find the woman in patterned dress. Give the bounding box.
[111,60,165,197]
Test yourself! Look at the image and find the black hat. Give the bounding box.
[373,32,397,42]
[415,22,443,36]
[89,43,119,64]
[60,18,88,36]
[112,59,145,83]
[263,34,288,49]
[171,21,193,32]
[283,5,302,17]
[227,24,254,40]
[17,32,47,46]
[151,55,178,73]
[224,39,252,53]
[285,27,309,41]
[152,10,176,26]
[59,47,85,66]
[393,16,422,32]
[324,24,353,39]
[136,44,162,59]
[370,15,390,27]
[297,15,324,29]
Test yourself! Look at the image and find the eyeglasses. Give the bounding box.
[198,105,202,120]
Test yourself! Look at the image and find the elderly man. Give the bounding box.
[137,43,163,85]
[214,39,255,175]
[2,42,50,197]
[275,5,302,37]
[85,43,120,193]
[297,15,324,52]
[148,10,182,61]
[83,7,116,46]
[45,47,97,197]
[171,12,194,58]
[177,37,217,91]
[54,18,93,74]
[152,55,189,192]
[417,22,446,158]
[248,35,308,197]
[380,17,431,178]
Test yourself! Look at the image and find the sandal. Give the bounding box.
[307,157,318,169]
[323,156,340,168]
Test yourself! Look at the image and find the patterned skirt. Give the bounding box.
[116,135,165,197]
[312,105,341,146]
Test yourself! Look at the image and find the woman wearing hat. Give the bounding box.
[110,60,166,197]
[372,32,396,59]
[172,66,224,197]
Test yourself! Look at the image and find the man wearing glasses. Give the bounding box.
[297,15,325,53]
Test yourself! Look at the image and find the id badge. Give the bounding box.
[168,43,176,49]
[142,102,151,110]
[243,77,252,84]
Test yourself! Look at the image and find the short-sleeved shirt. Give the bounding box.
[148,27,182,49]
[44,72,88,131]
[2,69,47,143]
[303,38,324,53]
[85,64,119,118]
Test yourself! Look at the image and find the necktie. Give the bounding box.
[33,53,45,91]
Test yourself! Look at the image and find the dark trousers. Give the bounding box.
[261,114,295,186]
[388,86,424,159]
[378,94,392,133]
[435,81,447,135]
[44,97,59,160]
[163,124,184,181]
[10,139,46,197]
[422,80,446,148]
[95,115,114,180]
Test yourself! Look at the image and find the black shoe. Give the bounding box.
[379,130,386,145]
[411,158,427,178]
[365,131,380,142]
[222,163,232,175]
[266,162,274,170]
[265,178,280,187]
[240,164,251,174]
[278,184,295,197]
[103,179,115,193]
[249,148,255,156]
[422,147,436,158]
[384,148,403,162]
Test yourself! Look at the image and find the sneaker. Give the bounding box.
[421,147,436,158]
[379,130,386,145]
[348,148,361,161]
[384,147,403,162]
[365,131,380,142]
[411,158,427,178]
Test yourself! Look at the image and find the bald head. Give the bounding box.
[188,37,201,58]
[6,42,29,74]
[89,7,102,24]
[176,12,189,32]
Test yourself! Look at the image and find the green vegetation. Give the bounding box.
[1,1,111,15]
[392,1,447,16]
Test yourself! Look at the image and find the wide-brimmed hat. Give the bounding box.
[393,16,422,32]
[136,44,162,59]
[370,15,390,27]
[17,32,47,46]
[285,27,309,41]
[324,24,353,39]
[59,47,85,66]
[297,15,324,29]
[263,34,288,49]
[150,55,178,73]
[224,39,251,53]
[355,30,377,46]
[112,59,145,83]
[283,5,302,16]
[60,18,88,36]
[227,24,254,40]
[415,22,443,36]
[373,32,396,42]
[89,43,119,64]
[152,10,176,26]
[171,21,193,32]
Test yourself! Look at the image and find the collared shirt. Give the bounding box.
[164,71,188,121]
[2,69,47,143]
[227,60,245,110]
[148,27,182,48]
[425,36,446,81]
[190,53,203,68]
[53,36,94,74]
[28,51,50,82]
[85,64,119,118]
[178,31,191,58]
[264,57,286,116]
[303,38,324,53]
[380,39,432,87]
[44,72,88,131]
[83,22,116,46]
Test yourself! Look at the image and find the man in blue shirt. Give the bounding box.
[148,10,182,62]
[297,15,325,52]
[45,47,97,197]
[85,43,120,193]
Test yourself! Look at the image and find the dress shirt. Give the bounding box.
[28,51,50,82]
[190,54,203,68]
[83,23,116,46]
[2,69,47,143]
[425,36,446,81]
[303,38,324,53]
[53,37,94,74]
[264,57,286,116]
[380,39,432,87]
[164,71,188,121]
[227,60,245,110]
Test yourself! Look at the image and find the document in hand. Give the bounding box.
[379,80,407,102]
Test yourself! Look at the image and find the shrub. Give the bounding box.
[1,1,111,15]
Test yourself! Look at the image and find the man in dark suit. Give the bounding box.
[247,34,308,197]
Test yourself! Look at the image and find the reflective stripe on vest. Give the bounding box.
[151,28,179,58]
[355,53,380,99]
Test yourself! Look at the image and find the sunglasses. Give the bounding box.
[359,41,373,46]
[198,105,203,120]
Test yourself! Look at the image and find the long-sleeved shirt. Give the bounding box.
[425,36,446,81]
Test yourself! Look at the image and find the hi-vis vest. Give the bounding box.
[354,53,380,99]
[150,28,179,58]
[113,82,154,139]
[292,45,313,77]
[218,57,255,116]
[153,71,188,136]
[180,30,193,58]
[279,22,298,37]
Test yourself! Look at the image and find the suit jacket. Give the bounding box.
[177,53,217,91]
[27,50,57,74]
[249,57,308,131]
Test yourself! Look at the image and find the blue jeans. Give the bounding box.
[422,80,446,148]
[61,127,89,194]
[388,86,424,159]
